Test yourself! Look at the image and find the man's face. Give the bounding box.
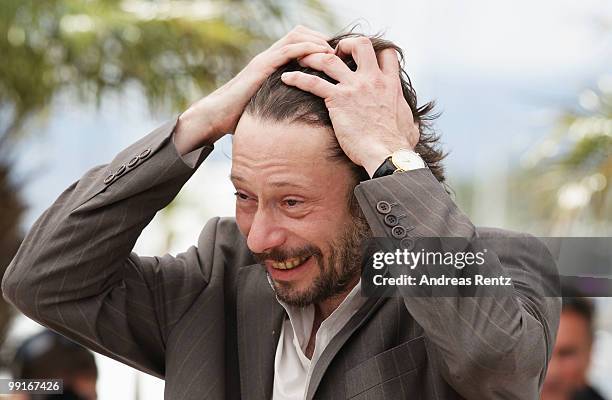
[231,113,369,306]
[541,310,593,400]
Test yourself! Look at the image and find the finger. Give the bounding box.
[280,71,335,98]
[335,37,378,73]
[293,25,329,41]
[297,53,354,83]
[274,42,333,66]
[377,48,400,76]
[275,31,333,52]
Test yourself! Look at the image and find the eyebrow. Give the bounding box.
[230,174,309,189]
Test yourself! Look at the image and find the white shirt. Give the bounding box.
[270,278,367,400]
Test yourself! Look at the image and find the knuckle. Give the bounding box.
[279,44,293,56]
[338,38,350,47]
[356,36,371,46]
[373,76,387,89]
[325,96,339,108]
[317,39,331,48]
[322,54,337,65]
[383,47,399,58]
[285,31,299,42]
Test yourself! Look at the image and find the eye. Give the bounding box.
[282,198,303,208]
[234,191,251,201]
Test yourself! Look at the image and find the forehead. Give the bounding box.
[231,113,345,186]
[233,113,331,160]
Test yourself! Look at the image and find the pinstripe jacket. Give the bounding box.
[2,120,560,399]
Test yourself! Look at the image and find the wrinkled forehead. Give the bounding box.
[231,113,352,191]
[232,113,334,167]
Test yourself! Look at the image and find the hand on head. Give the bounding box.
[280,35,420,176]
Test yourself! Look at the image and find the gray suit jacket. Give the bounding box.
[2,120,560,399]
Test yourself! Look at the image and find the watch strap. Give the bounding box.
[372,157,399,179]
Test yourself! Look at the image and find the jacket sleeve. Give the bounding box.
[354,168,561,399]
[2,119,216,379]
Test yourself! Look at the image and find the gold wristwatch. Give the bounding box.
[372,149,426,179]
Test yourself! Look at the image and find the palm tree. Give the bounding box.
[0,0,333,359]
[518,80,611,235]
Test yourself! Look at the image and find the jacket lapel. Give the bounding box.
[305,295,389,400]
[237,264,285,400]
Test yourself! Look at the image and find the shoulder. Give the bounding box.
[474,226,558,290]
[476,226,537,239]
[475,225,560,300]
[475,226,552,256]
[197,217,256,268]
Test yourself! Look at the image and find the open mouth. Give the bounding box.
[269,255,312,270]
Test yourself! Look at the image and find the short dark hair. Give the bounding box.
[11,329,98,380]
[561,284,595,339]
[245,31,446,186]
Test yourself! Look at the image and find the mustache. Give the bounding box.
[253,245,322,263]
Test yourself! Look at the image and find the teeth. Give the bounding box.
[271,256,308,270]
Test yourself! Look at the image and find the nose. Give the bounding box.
[246,208,287,255]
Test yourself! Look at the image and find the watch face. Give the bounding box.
[391,149,425,171]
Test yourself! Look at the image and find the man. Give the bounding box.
[2,26,560,399]
[542,287,606,400]
[10,329,97,400]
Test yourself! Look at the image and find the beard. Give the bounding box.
[254,212,371,307]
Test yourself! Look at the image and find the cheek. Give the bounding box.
[235,209,253,237]
[560,353,587,379]
[294,213,351,253]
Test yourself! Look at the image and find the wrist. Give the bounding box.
[362,146,392,178]
[174,103,221,155]
[362,140,426,179]
[360,140,413,178]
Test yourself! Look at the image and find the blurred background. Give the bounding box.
[0,0,610,399]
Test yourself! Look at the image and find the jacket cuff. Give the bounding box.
[71,117,213,212]
[354,168,474,241]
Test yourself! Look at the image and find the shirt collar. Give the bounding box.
[266,271,366,340]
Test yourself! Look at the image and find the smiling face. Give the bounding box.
[231,112,370,307]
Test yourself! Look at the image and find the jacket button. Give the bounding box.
[139,148,151,159]
[400,238,415,250]
[115,164,127,177]
[391,225,407,239]
[384,214,398,226]
[103,173,115,185]
[127,156,139,168]
[376,201,391,214]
